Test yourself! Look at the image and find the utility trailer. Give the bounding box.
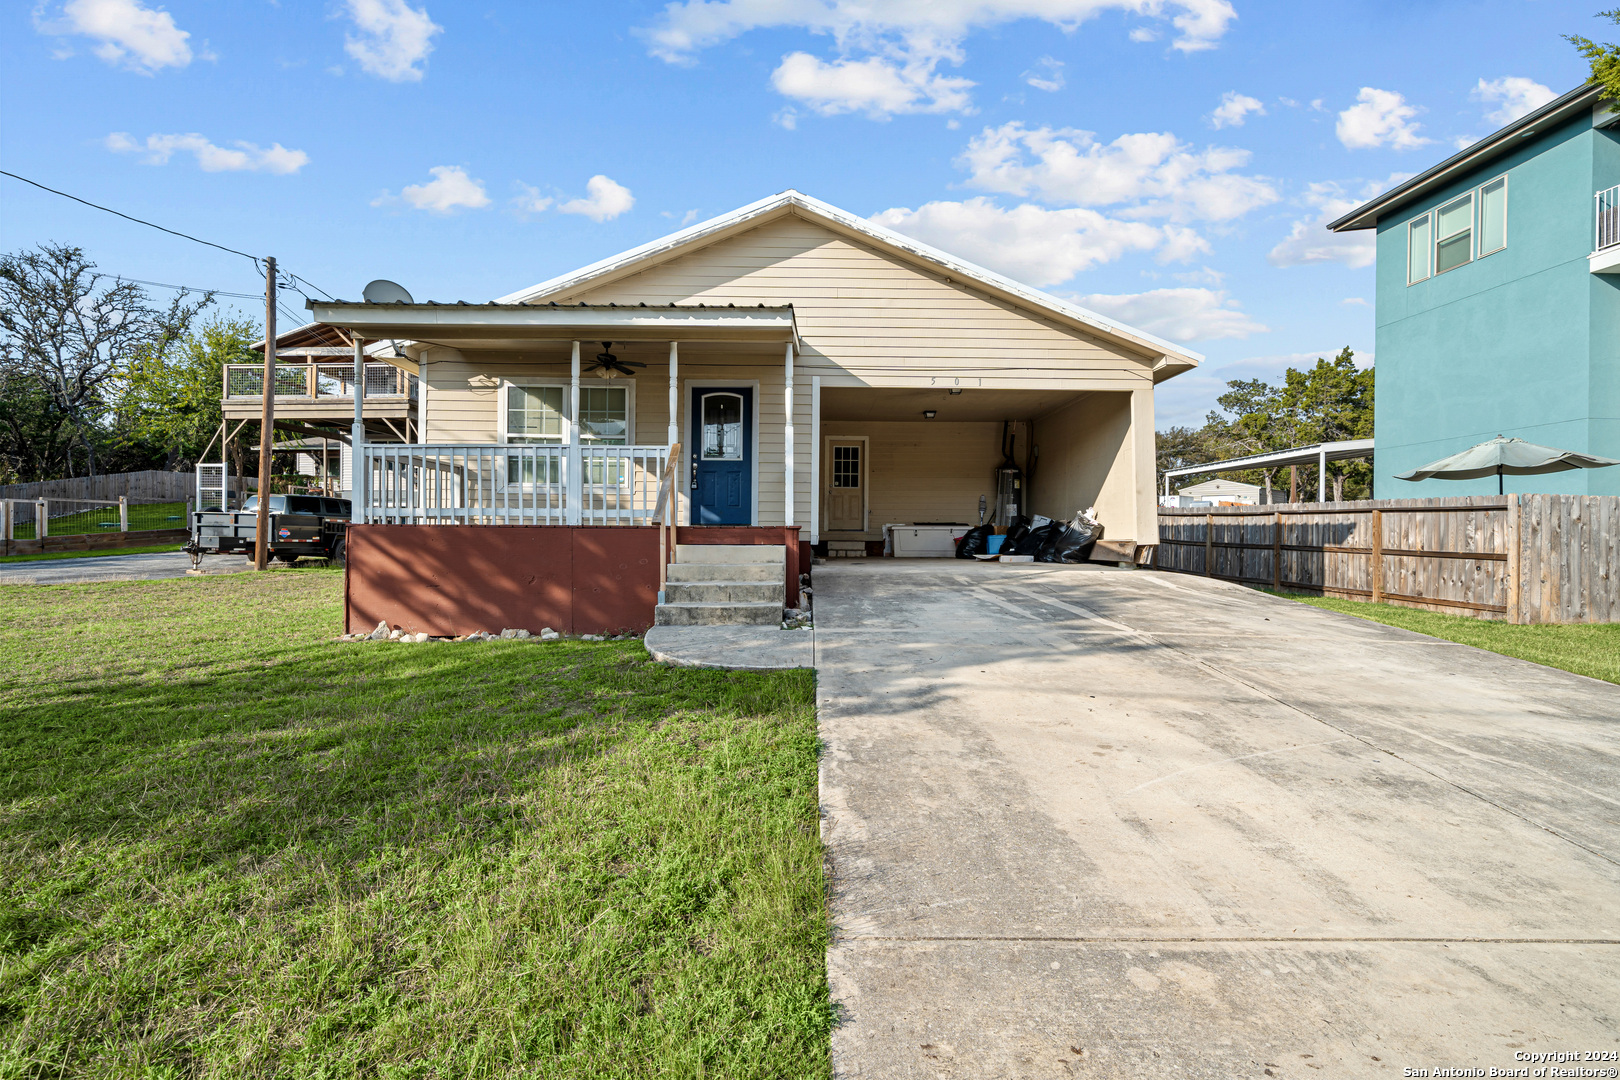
[187,494,351,569]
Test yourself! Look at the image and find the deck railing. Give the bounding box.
[358,443,671,526]
[1597,185,1620,252]
[224,363,415,401]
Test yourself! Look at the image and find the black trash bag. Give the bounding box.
[1012,522,1058,557]
[1036,518,1103,563]
[1001,515,1031,553]
[955,523,994,558]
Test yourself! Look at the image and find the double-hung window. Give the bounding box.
[1406,174,1507,285]
[504,384,565,485]
[501,381,634,487]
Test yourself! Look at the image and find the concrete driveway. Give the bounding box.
[814,560,1619,1079]
[0,551,249,585]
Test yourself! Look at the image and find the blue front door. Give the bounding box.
[691,387,752,525]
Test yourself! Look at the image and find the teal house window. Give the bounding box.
[1406,174,1507,285]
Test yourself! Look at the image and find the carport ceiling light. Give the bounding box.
[923,410,936,419]
[949,388,962,395]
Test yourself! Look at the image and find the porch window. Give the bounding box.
[505,384,565,485]
[578,386,629,444]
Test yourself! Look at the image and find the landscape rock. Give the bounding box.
[515,629,532,639]
[540,629,559,640]
[413,632,429,643]
[368,622,390,641]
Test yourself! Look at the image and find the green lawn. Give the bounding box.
[1270,591,1620,685]
[0,544,186,563]
[0,569,830,1078]
[11,501,188,539]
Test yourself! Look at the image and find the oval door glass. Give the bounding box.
[702,393,743,459]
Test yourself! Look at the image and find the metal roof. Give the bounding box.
[304,300,792,311]
[1162,439,1375,481]
[1328,83,1604,232]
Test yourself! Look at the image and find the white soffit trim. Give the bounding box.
[499,190,1204,370]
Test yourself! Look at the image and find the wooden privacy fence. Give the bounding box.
[0,470,196,503]
[1156,494,1620,624]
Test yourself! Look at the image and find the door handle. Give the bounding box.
[690,458,698,490]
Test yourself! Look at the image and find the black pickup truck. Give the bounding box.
[189,494,351,566]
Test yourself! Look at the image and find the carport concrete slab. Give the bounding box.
[815,560,1619,1078]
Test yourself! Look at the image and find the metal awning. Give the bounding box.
[306,300,799,349]
[1163,438,1374,498]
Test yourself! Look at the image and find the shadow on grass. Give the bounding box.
[0,598,828,1079]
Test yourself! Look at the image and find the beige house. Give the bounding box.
[305,190,1201,554]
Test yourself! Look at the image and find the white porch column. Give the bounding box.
[567,341,582,525]
[667,341,679,447]
[810,376,821,544]
[351,335,366,522]
[783,341,795,527]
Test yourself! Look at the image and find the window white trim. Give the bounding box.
[498,377,636,445]
[1434,192,1475,276]
[1406,172,1508,286]
[682,379,761,527]
[1477,174,1508,258]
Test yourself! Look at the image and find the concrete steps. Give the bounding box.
[655,544,787,627]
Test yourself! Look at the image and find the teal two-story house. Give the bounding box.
[1330,83,1620,496]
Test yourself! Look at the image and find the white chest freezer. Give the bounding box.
[889,524,969,558]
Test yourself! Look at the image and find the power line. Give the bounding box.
[116,276,261,301]
[1,169,261,267]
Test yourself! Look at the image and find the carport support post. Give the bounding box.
[351,334,366,524]
[783,341,795,527]
[667,342,679,448]
[1318,448,1327,505]
[567,341,582,526]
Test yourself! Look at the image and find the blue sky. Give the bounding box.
[0,0,1598,427]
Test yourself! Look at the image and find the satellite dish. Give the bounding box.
[362,279,414,305]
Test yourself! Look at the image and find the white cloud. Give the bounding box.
[771,51,973,117]
[1070,287,1267,343]
[872,198,1198,287]
[1336,87,1430,150]
[1154,349,1371,428]
[559,175,635,222]
[512,183,553,214]
[105,132,308,174]
[958,122,1278,223]
[1267,182,1376,269]
[642,0,1234,116]
[379,166,489,213]
[1342,297,1369,306]
[1024,56,1064,92]
[1209,91,1264,129]
[39,0,193,73]
[342,0,441,82]
[1472,76,1556,127]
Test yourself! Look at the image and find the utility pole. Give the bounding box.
[254,256,277,570]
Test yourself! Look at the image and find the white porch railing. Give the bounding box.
[1597,185,1620,252]
[359,443,671,526]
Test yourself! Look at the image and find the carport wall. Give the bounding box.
[818,391,1154,546]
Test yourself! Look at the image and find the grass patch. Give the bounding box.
[0,544,186,563]
[0,569,829,1078]
[10,501,188,539]
[1268,590,1620,685]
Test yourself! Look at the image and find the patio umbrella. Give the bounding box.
[1396,435,1620,494]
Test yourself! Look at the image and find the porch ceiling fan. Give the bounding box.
[585,341,645,379]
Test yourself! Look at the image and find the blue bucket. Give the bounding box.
[986,534,1005,555]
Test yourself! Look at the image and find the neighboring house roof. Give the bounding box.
[498,189,1204,377]
[1329,83,1608,232]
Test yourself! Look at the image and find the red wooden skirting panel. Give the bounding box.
[345,525,802,636]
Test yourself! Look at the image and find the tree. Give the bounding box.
[1155,347,1375,502]
[122,315,257,471]
[1567,10,1620,107]
[0,243,210,477]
